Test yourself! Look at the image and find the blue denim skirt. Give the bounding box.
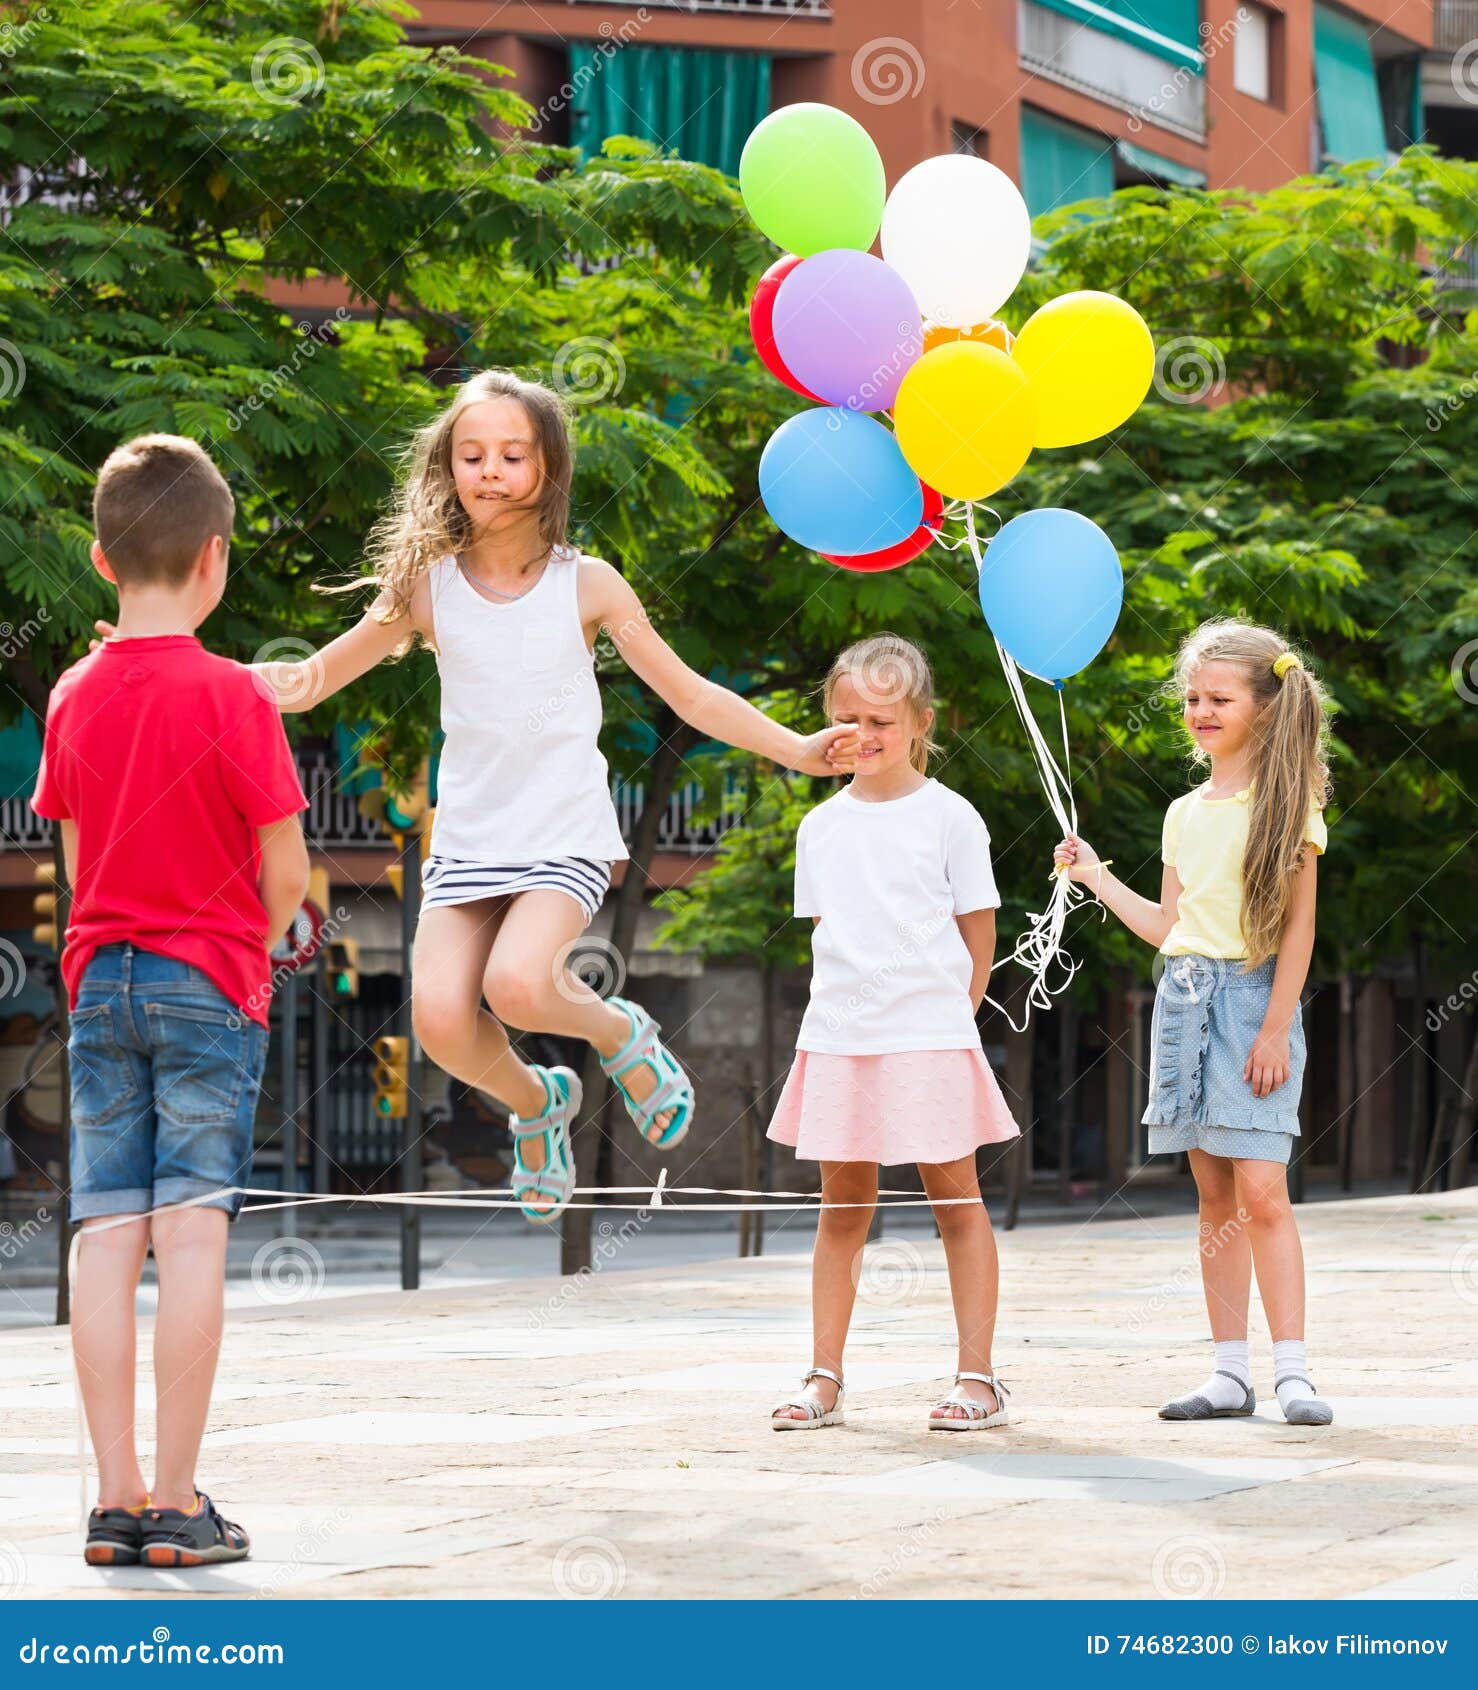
[1143,954,1303,1164]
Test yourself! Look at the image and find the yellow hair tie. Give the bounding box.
[1272,652,1302,679]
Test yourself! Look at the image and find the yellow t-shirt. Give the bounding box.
[1160,783,1328,959]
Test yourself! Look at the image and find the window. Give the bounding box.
[951,121,988,157]
[1233,5,1271,102]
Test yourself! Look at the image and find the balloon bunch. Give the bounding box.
[741,103,1156,1023]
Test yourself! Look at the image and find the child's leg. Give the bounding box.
[773,1160,877,1419]
[148,1206,229,1511]
[1159,1150,1255,1418]
[920,1156,1001,1416]
[1189,1148,1252,1338]
[412,901,545,1119]
[482,890,676,1141]
[72,1217,150,1508]
[1232,1157,1329,1421]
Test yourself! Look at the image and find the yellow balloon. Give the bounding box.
[1011,291,1155,448]
[894,343,1036,501]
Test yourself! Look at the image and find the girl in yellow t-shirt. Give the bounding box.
[1054,619,1334,1428]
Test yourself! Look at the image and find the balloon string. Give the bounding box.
[957,504,1102,1033]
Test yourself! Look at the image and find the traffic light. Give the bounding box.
[325,936,360,999]
[372,1035,410,1119]
[384,820,433,901]
[306,866,330,914]
[32,862,59,951]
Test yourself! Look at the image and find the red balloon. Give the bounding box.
[750,255,825,403]
[821,482,945,573]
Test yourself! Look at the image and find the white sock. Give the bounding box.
[1273,1339,1322,1411]
[1169,1339,1251,1412]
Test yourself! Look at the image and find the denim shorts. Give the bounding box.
[1143,954,1303,1165]
[68,944,268,1222]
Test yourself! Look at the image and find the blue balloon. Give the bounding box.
[759,409,923,556]
[978,508,1122,682]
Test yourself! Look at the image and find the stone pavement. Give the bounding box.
[1,1187,1475,1601]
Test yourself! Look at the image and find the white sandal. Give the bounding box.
[770,1367,845,1431]
[927,1371,1010,1431]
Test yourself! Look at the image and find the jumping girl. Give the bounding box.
[1056,618,1334,1425]
[767,634,1020,1433]
[133,370,857,1221]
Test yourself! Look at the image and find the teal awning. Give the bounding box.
[1115,138,1207,188]
[1313,5,1388,163]
[1029,0,1205,72]
[1020,108,1115,222]
[568,44,771,178]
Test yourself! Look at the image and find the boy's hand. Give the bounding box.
[1245,1026,1290,1097]
[90,618,117,652]
[794,724,860,777]
[1053,832,1101,884]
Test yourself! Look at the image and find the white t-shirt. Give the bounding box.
[794,778,1000,1055]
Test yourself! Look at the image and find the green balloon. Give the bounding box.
[739,103,885,257]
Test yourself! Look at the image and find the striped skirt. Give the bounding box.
[420,855,612,924]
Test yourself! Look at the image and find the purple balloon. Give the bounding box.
[771,250,923,412]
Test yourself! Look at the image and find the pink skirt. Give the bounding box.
[767,1048,1020,1166]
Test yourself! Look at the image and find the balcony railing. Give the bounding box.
[1,751,751,857]
[1435,0,1478,53]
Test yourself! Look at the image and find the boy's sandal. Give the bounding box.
[510,1064,581,1224]
[599,996,693,1151]
[771,1367,845,1431]
[84,1503,146,1566]
[140,1493,250,1567]
[928,1371,1011,1431]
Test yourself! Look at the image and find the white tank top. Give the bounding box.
[426,548,628,863]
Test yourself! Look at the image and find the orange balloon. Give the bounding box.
[922,318,1015,357]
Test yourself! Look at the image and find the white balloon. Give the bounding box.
[881,155,1032,329]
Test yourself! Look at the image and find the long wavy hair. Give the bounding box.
[1175,619,1331,967]
[327,369,574,631]
[821,633,942,776]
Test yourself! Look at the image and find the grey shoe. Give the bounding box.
[1276,1374,1334,1426]
[1158,1370,1256,1420]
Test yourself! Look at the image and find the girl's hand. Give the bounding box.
[1053,832,1101,884]
[1244,1027,1290,1098]
[795,724,860,777]
[90,618,117,652]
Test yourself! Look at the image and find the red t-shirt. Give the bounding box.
[31,635,308,1028]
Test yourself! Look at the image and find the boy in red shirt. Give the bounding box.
[32,435,309,1568]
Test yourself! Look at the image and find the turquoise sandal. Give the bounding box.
[509,1064,580,1224]
[599,997,693,1150]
